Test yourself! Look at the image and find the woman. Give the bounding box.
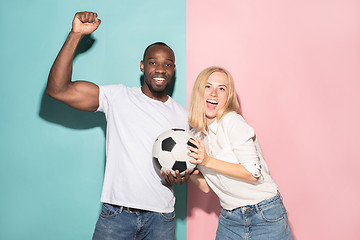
[188,66,293,240]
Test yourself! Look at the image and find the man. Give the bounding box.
[47,11,190,240]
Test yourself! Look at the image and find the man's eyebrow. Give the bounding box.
[147,57,174,62]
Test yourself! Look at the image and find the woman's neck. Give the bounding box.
[206,118,216,133]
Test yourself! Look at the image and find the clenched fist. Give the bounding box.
[71,12,101,35]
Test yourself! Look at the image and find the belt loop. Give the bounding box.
[118,206,124,213]
[255,203,260,213]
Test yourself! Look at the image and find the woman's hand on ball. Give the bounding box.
[188,137,210,167]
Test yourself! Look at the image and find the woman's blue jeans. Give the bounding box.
[216,192,293,240]
[92,203,176,240]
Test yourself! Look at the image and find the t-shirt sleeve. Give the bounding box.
[97,85,107,113]
[224,114,263,180]
[97,84,124,114]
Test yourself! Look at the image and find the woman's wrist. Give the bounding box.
[202,155,211,167]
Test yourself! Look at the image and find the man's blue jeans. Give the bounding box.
[216,192,293,240]
[92,203,175,240]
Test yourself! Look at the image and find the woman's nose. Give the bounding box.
[210,89,217,96]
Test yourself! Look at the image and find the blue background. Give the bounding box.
[0,0,187,239]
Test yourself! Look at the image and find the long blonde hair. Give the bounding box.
[188,66,240,132]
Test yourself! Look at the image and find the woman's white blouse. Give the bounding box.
[196,112,278,210]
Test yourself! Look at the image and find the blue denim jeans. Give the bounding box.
[216,192,293,240]
[92,203,176,240]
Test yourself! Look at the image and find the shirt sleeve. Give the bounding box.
[224,113,263,180]
[97,84,124,114]
[96,85,108,113]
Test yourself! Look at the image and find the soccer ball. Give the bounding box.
[153,128,197,177]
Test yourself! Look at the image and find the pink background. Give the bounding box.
[186,1,360,239]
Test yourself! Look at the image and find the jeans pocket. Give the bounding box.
[259,200,285,223]
[160,211,176,221]
[220,207,231,219]
[100,203,119,218]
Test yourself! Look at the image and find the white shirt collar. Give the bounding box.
[207,119,219,135]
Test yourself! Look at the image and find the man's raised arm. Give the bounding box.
[46,12,101,112]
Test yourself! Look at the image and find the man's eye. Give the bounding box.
[149,62,156,65]
[164,63,174,68]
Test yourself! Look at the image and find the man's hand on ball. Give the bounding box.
[161,169,199,185]
[188,137,210,167]
[72,12,101,35]
[161,170,181,184]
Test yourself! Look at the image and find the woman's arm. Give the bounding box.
[189,171,211,193]
[188,138,258,182]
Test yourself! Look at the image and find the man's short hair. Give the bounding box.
[143,42,172,60]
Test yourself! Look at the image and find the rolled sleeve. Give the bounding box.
[232,139,263,181]
[225,114,264,181]
[241,159,263,179]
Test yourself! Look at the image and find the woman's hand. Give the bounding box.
[188,137,210,167]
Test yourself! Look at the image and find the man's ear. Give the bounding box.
[140,61,144,72]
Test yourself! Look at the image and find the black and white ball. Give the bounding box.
[153,129,197,177]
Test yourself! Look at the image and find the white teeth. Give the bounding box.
[154,78,165,81]
[207,100,218,104]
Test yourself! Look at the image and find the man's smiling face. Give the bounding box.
[140,44,175,101]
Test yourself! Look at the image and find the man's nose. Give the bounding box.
[155,65,166,73]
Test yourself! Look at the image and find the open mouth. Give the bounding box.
[206,99,218,110]
[153,77,166,85]
[154,77,165,81]
[206,99,218,105]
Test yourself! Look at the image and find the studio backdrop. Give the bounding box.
[1,0,360,239]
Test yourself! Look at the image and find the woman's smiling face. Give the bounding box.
[204,71,229,126]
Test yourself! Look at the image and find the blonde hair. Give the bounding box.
[188,66,240,132]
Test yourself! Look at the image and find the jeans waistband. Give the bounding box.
[108,203,149,213]
[256,191,281,208]
[228,191,281,212]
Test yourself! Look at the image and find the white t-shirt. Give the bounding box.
[97,84,188,213]
[197,112,278,210]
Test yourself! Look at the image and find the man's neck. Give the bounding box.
[141,86,169,102]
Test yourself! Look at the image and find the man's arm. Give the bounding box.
[46,12,101,112]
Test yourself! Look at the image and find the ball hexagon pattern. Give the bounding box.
[153,129,197,177]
